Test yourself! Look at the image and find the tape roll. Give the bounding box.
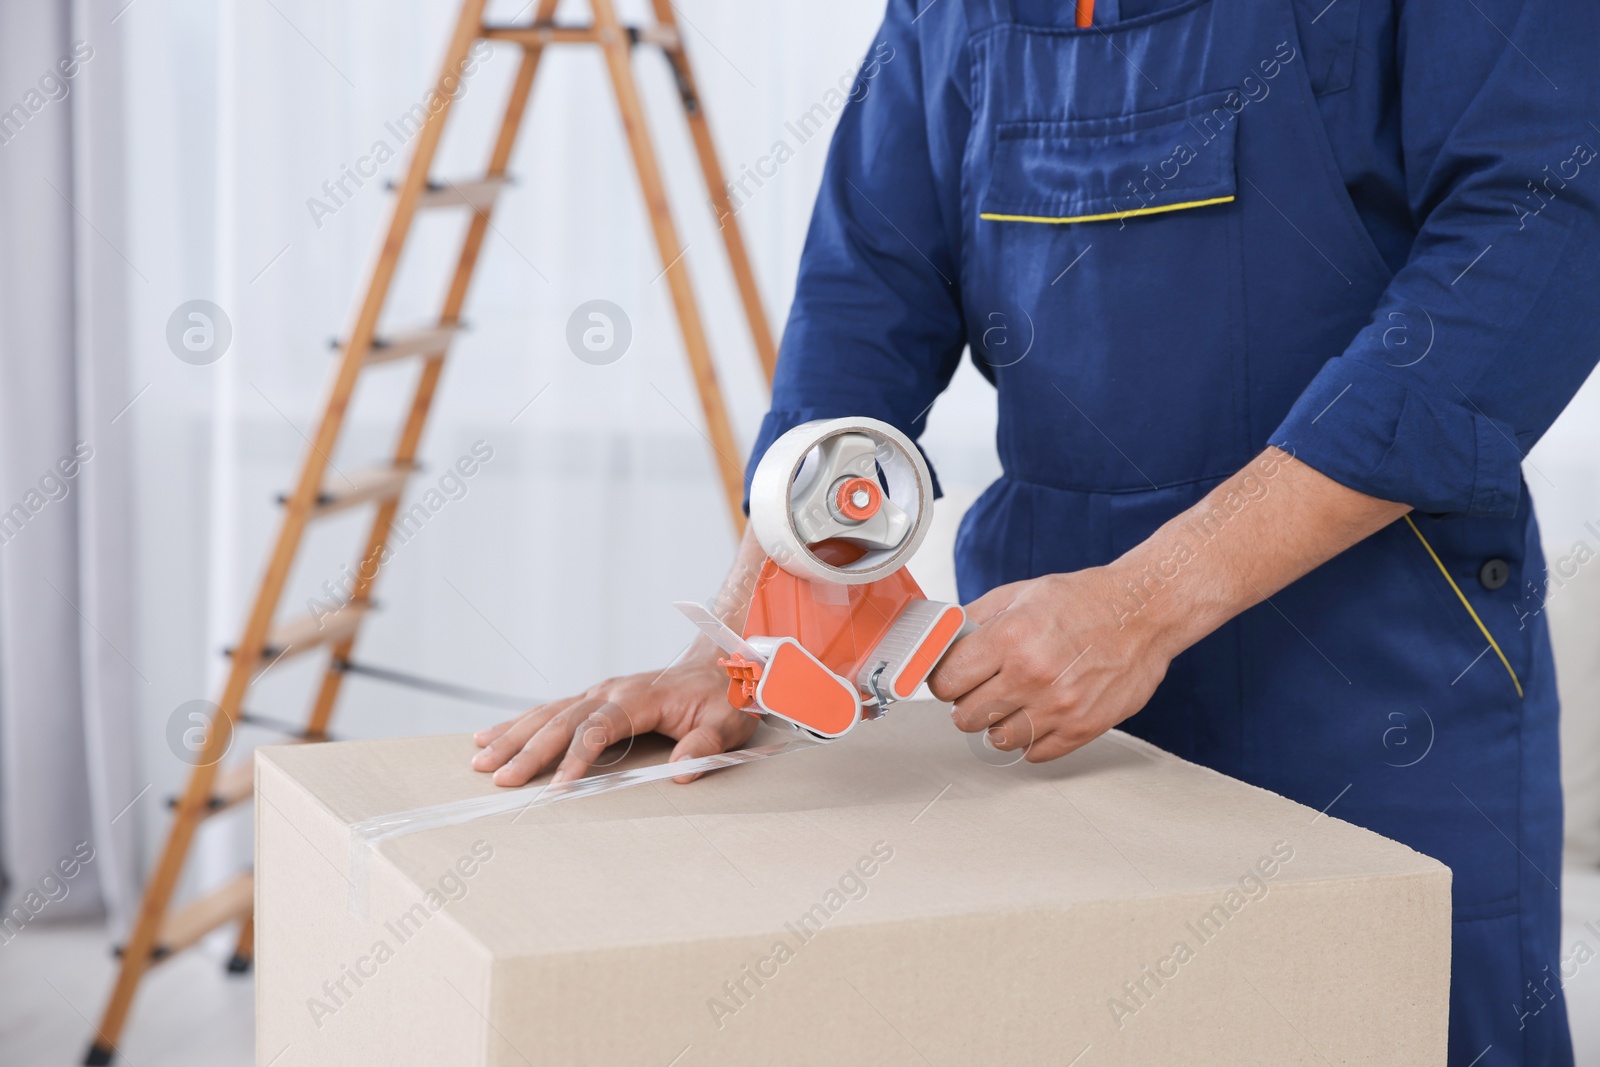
[749,417,934,585]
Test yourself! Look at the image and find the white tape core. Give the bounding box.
[748,417,933,585]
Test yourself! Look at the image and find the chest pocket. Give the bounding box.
[980,92,1239,224]
[968,90,1251,490]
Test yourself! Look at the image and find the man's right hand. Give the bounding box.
[470,648,759,788]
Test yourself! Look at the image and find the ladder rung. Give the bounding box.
[281,464,416,518]
[482,22,598,44]
[168,760,256,815]
[365,324,462,366]
[411,177,509,212]
[154,873,253,959]
[480,22,680,49]
[224,604,371,663]
[265,603,369,660]
[211,761,255,809]
[225,606,370,663]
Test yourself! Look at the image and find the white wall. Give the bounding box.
[1529,376,1600,866]
[114,0,1599,884]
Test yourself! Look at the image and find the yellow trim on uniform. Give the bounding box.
[979,195,1236,226]
[1403,515,1523,698]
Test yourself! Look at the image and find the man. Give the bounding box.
[474,1,1600,1061]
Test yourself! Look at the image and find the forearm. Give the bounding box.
[1112,448,1411,658]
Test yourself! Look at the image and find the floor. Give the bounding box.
[2,922,253,1067]
[6,868,1600,1066]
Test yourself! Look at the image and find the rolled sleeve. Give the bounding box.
[1272,0,1600,517]
[1270,359,1525,517]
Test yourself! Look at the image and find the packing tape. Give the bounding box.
[345,738,822,917]
[747,417,934,586]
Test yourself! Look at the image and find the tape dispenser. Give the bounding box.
[676,417,968,740]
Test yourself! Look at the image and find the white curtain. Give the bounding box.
[0,0,141,926]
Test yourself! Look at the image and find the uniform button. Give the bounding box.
[1479,559,1510,591]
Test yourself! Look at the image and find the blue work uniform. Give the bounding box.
[745,0,1600,1062]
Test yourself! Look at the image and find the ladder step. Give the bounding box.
[155,873,253,959]
[211,761,255,809]
[167,760,256,815]
[214,758,257,809]
[408,177,509,212]
[481,22,598,44]
[364,324,463,366]
[263,603,370,660]
[227,604,372,663]
[279,464,416,518]
[480,22,680,48]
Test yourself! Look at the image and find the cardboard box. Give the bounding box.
[256,702,1450,1066]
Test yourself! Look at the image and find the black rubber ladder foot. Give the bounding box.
[226,953,253,975]
[84,1042,116,1065]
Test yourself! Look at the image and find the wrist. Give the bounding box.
[1102,540,1224,662]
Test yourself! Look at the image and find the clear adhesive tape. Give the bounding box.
[748,417,934,585]
[345,739,822,917]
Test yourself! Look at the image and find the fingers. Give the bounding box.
[948,670,1020,734]
[469,654,772,788]
[472,699,578,773]
[490,699,602,786]
[669,715,756,784]
[473,714,522,748]
[550,701,639,785]
[988,703,1106,762]
[929,584,1029,701]
[927,624,1002,703]
[964,581,1021,626]
[1022,730,1085,763]
[982,707,1036,752]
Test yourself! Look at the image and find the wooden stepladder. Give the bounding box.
[84,1,774,1061]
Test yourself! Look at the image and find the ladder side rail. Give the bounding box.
[305,3,559,738]
[647,0,778,384]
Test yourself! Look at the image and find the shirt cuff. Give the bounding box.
[743,406,944,514]
[1268,359,1523,518]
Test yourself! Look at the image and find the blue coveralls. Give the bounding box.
[745,0,1600,1062]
